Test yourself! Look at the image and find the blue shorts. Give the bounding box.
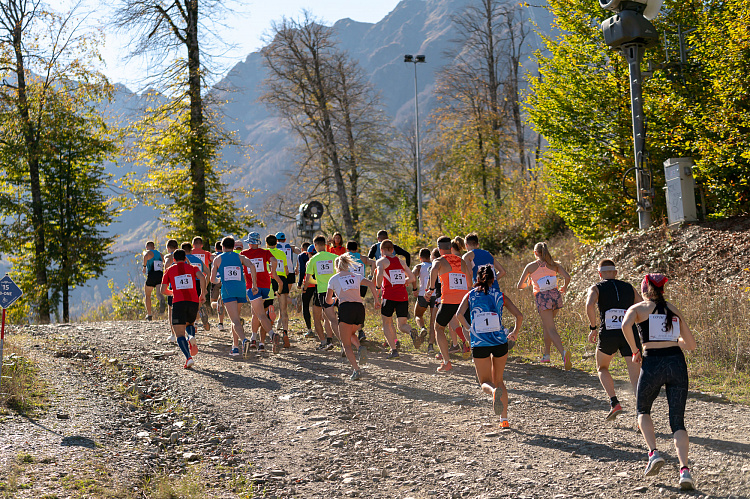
[247,287,270,301]
[222,295,247,304]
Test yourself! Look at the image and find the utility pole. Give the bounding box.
[404,54,426,233]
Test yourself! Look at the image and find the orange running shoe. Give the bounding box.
[500,419,510,429]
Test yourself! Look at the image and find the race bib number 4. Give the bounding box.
[224,266,242,281]
[152,260,163,272]
[175,274,194,290]
[604,308,626,330]
[538,275,557,292]
[649,314,680,341]
[448,272,468,290]
[389,269,406,285]
[317,260,334,275]
[474,312,500,333]
[341,275,358,291]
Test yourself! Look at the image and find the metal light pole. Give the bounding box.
[404,54,426,233]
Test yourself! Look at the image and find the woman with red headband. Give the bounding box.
[621,274,697,491]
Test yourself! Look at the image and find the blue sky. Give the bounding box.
[61,0,402,88]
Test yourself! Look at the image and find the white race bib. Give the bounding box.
[448,272,468,291]
[604,308,626,330]
[351,263,365,278]
[175,274,194,290]
[250,258,264,272]
[474,312,501,333]
[276,258,284,273]
[223,266,242,281]
[649,314,680,341]
[283,248,293,270]
[152,260,163,272]
[538,275,557,292]
[389,269,406,285]
[340,275,358,291]
[316,260,334,275]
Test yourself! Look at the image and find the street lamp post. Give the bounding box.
[404,54,426,233]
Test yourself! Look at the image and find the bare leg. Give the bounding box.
[492,355,509,419]
[596,350,617,398]
[638,414,658,451]
[312,305,325,341]
[340,323,359,371]
[435,323,451,366]
[428,305,436,344]
[251,299,274,342]
[539,309,565,357]
[625,357,641,394]
[397,317,413,336]
[144,285,154,316]
[674,430,689,468]
[279,293,290,331]
[382,316,397,350]
[323,306,340,340]
[414,304,427,330]
[223,301,246,341]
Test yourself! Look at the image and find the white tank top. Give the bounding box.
[418,262,431,297]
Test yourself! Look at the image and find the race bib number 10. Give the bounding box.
[175,274,194,290]
[604,308,626,330]
[474,312,500,333]
[341,275,358,291]
[224,266,242,281]
[317,260,334,275]
[649,314,680,342]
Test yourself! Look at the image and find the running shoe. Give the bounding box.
[539,354,551,363]
[316,341,329,351]
[357,330,366,342]
[145,314,152,321]
[461,341,470,354]
[395,340,401,351]
[229,347,240,357]
[679,468,695,490]
[325,341,334,351]
[203,321,210,331]
[436,362,453,373]
[435,352,443,360]
[258,343,266,352]
[387,349,400,359]
[272,332,281,354]
[358,345,368,365]
[419,327,428,340]
[427,344,435,354]
[282,331,290,349]
[341,347,347,358]
[410,329,420,348]
[217,323,226,332]
[350,370,361,381]
[448,344,461,354]
[250,339,258,350]
[188,336,198,357]
[242,338,251,357]
[304,330,316,338]
[184,357,194,369]
[563,350,572,371]
[168,334,177,344]
[606,403,624,421]
[644,450,665,476]
[500,419,510,429]
[493,387,504,416]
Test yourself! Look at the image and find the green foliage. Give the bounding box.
[108,280,145,321]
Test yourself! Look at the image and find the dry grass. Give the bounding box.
[0,334,47,415]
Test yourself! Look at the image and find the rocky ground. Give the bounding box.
[1,318,749,498]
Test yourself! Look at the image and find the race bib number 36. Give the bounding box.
[175,274,194,290]
[448,272,468,290]
[389,269,406,285]
[317,260,334,275]
[649,314,680,341]
[152,260,163,272]
[224,266,242,281]
[604,308,626,330]
[538,275,557,292]
[474,312,500,333]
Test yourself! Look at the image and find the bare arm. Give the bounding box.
[269,256,283,286]
[403,263,417,288]
[375,259,385,292]
[196,271,206,303]
[210,255,220,284]
[517,263,535,290]
[621,306,642,361]
[424,259,444,299]
[503,294,523,341]
[493,257,507,280]
[361,277,380,306]
[142,250,152,272]
[457,294,471,331]
[460,258,473,287]
[325,287,335,305]
[669,303,696,351]
[557,263,572,293]
[585,286,599,343]
[412,265,420,296]
[238,255,259,293]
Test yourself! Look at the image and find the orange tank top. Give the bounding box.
[530,261,558,294]
[439,254,469,304]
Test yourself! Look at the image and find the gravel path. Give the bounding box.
[1,320,749,498]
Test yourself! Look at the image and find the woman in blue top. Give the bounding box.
[457,264,523,428]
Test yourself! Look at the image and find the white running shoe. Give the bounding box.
[168,334,177,344]
[644,450,665,476]
[679,468,695,490]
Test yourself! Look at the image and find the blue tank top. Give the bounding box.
[218,251,246,299]
[186,254,204,272]
[471,248,499,291]
[468,287,507,347]
[146,250,162,273]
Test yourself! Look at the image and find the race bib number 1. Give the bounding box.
[448,272,468,290]
[649,314,680,341]
[538,275,557,292]
[152,260,163,272]
[389,269,406,285]
[317,260,334,275]
[474,312,500,333]
[175,274,194,290]
[224,266,242,281]
[604,308,626,330]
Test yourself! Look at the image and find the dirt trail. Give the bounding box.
[1,321,749,498]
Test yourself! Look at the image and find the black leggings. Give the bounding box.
[302,286,315,329]
[636,346,688,433]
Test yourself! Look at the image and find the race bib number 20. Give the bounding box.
[604,308,626,330]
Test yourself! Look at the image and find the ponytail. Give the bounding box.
[642,274,675,330]
[335,254,355,273]
[534,242,558,271]
[474,264,495,294]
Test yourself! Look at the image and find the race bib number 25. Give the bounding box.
[389,269,406,285]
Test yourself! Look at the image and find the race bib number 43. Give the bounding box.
[224,266,242,281]
[538,275,557,292]
[175,274,194,290]
[649,314,680,341]
[474,312,500,333]
[604,308,626,330]
[317,260,334,275]
[389,269,406,285]
[448,272,467,290]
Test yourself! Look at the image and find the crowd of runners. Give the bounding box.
[142,229,697,491]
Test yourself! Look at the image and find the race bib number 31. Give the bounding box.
[224,266,242,281]
[474,312,500,333]
[448,272,467,290]
[649,314,680,341]
[389,269,406,285]
[538,275,557,292]
[604,308,626,330]
[317,260,334,275]
[175,274,194,290]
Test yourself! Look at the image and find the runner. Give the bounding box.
[182,242,210,333]
[159,249,207,369]
[305,235,339,351]
[192,236,214,331]
[463,233,507,290]
[367,230,411,266]
[210,240,226,331]
[297,242,316,338]
[163,239,179,343]
[375,239,418,359]
[457,264,522,428]
[452,236,466,255]
[516,242,573,370]
[326,254,380,380]
[276,232,301,331]
[621,274,697,490]
[326,232,347,256]
[240,232,283,354]
[585,259,643,420]
[412,248,435,351]
[266,234,291,349]
[424,236,472,372]
[345,240,375,342]
[142,241,163,321]
[210,236,259,357]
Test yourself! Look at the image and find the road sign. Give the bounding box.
[0,274,22,309]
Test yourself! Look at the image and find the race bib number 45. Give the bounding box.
[604,308,626,330]
[448,272,467,290]
[649,314,680,342]
[175,274,194,290]
[538,275,557,292]
[474,312,500,333]
[224,266,242,281]
[317,260,334,275]
[389,269,406,285]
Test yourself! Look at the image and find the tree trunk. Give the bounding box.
[13,24,50,323]
[186,0,208,241]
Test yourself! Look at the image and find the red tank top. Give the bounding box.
[382,255,408,301]
[192,249,212,268]
[162,261,200,303]
[439,254,469,304]
[240,248,272,289]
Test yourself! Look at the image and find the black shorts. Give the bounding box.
[338,301,365,325]
[381,299,408,318]
[264,298,274,309]
[314,292,334,309]
[286,273,297,286]
[146,271,163,288]
[359,285,368,298]
[417,295,436,309]
[172,301,199,325]
[598,329,642,357]
[436,302,467,327]
[472,343,509,359]
[167,295,173,307]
